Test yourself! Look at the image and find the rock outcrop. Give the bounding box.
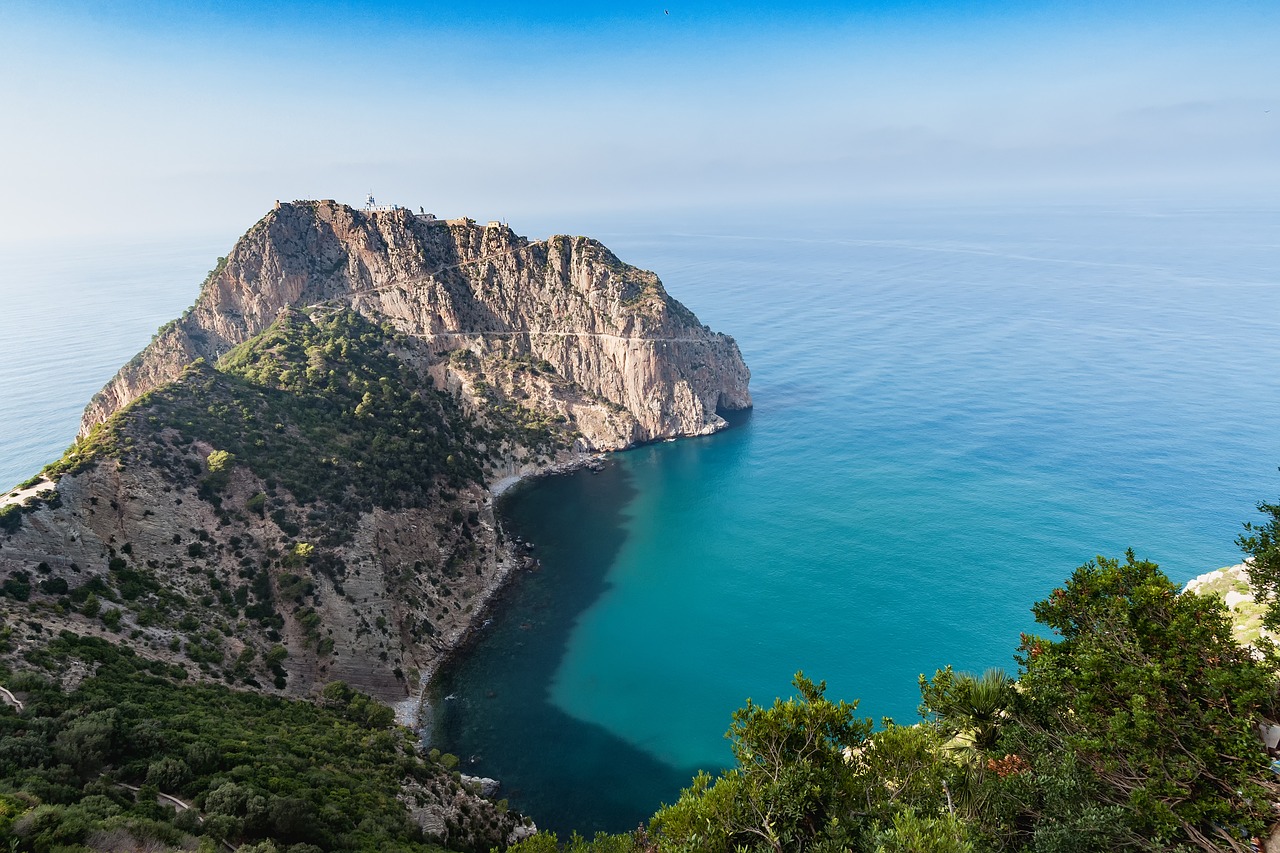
[1184,562,1275,649]
[82,200,751,449]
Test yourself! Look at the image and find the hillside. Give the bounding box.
[81,201,751,452]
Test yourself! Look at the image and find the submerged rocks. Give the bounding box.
[461,774,502,798]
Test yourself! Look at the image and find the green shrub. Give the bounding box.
[0,633,505,851]
[100,609,123,632]
[0,504,21,534]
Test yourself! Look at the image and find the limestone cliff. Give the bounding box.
[0,202,751,713]
[82,200,751,450]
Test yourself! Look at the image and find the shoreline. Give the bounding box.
[395,417,752,729]
[491,450,610,498]
[393,449,610,728]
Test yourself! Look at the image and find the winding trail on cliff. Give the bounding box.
[313,240,722,343]
[0,683,23,712]
[407,331,721,344]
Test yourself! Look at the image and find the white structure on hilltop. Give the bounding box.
[358,194,500,225]
[363,192,402,214]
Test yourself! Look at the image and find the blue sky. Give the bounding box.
[1,1,1276,241]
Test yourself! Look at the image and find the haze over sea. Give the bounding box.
[2,202,1278,836]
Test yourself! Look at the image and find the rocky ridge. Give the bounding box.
[1184,562,1276,649]
[83,200,751,450]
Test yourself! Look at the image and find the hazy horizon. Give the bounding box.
[1,0,1277,245]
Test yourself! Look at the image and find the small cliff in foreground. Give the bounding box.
[0,201,751,711]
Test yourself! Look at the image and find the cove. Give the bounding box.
[426,203,1280,836]
[425,454,709,834]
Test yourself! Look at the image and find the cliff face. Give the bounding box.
[82,200,751,449]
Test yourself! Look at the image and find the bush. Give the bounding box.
[0,633,511,852]
[0,504,22,534]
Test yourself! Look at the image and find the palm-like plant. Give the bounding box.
[919,667,1014,752]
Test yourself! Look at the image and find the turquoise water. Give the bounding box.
[428,204,1280,834]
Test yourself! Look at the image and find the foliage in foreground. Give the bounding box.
[5,529,1278,853]
[0,633,515,853]
[1242,497,1280,631]
[512,553,1280,853]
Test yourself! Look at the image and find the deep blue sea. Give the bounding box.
[2,204,1278,837]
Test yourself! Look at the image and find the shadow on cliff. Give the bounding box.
[716,404,753,430]
[427,460,712,837]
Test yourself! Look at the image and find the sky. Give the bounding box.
[1,0,1277,242]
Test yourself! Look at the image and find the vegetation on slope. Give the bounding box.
[7,298,1279,851]
[2,308,511,692]
[0,633,521,853]
[45,309,484,506]
[1242,499,1280,632]
[159,309,483,512]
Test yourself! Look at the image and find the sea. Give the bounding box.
[2,202,1278,837]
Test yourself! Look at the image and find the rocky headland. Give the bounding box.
[0,200,751,711]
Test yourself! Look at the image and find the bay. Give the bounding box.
[428,202,1280,835]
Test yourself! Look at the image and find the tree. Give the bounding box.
[204,449,236,493]
[1000,552,1279,852]
[145,756,191,792]
[1239,498,1280,629]
[206,449,235,473]
[652,673,873,853]
[919,667,1014,752]
[874,811,973,853]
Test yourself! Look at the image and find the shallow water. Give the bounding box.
[428,203,1280,835]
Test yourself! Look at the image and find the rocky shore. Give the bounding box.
[1185,562,1276,648]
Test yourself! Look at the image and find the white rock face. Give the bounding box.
[1224,590,1249,609]
[81,201,752,448]
[1184,561,1275,648]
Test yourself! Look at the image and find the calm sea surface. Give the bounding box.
[427,204,1280,834]
[0,236,230,489]
[1,205,1278,836]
